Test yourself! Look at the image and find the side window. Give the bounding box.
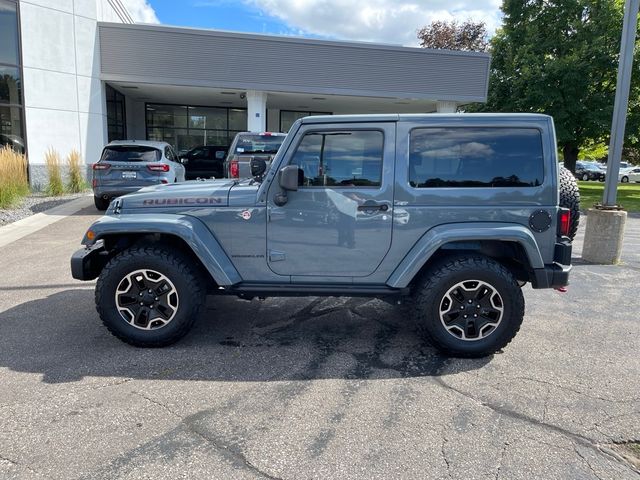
[290,130,384,187]
[409,128,544,188]
[164,146,175,162]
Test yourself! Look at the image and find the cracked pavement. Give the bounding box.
[0,207,639,479]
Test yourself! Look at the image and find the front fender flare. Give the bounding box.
[386,223,544,288]
[83,213,242,287]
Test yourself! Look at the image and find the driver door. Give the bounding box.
[266,123,395,278]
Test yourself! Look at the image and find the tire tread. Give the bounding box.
[95,245,205,347]
[411,255,525,358]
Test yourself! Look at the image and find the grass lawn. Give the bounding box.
[578,181,640,212]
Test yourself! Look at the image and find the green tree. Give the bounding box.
[480,0,638,172]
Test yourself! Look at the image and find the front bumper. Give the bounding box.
[71,241,109,280]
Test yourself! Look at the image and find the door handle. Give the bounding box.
[357,203,388,212]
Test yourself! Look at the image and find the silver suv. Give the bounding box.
[92,140,186,210]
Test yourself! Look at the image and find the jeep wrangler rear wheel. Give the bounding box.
[411,255,524,357]
[95,245,205,347]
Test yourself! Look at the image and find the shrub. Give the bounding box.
[66,149,86,193]
[45,148,64,196]
[0,146,29,208]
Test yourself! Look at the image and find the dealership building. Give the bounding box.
[2,0,491,186]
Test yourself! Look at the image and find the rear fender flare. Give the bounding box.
[387,223,544,288]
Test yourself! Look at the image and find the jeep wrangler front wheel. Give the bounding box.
[95,245,205,347]
[411,255,524,357]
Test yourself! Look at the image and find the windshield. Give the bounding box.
[234,135,284,154]
[101,146,161,162]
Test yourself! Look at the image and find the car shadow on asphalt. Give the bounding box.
[0,289,491,384]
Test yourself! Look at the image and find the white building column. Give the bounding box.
[436,100,458,113]
[246,90,267,132]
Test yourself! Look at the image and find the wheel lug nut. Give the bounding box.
[473,314,478,318]
[468,300,472,304]
[460,306,465,310]
[476,305,480,308]
[139,293,143,296]
[140,302,144,306]
[463,314,468,318]
[148,289,152,293]
[154,297,159,301]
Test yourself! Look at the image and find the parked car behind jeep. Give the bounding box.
[92,140,186,210]
[619,166,640,183]
[224,132,286,178]
[180,145,228,180]
[574,161,605,181]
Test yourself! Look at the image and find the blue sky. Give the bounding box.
[125,0,503,46]
[147,1,300,37]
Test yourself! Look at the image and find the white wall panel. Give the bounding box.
[78,112,107,163]
[20,0,73,13]
[74,15,100,77]
[20,3,76,73]
[22,67,78,111]
[76,75,103,113]
[24,108,80,164]
[73,0,97,19]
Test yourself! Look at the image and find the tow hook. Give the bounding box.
[555,286,568,293]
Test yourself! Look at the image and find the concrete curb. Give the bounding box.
[0,195,93,249]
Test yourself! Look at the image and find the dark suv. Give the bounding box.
[180,145,228,180]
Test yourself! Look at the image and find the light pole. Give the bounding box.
[582,0,638,264]
[603,0,640,206]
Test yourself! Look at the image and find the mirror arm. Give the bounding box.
[274,191,288,206]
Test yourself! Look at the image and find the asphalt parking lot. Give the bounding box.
[1,204,639,479]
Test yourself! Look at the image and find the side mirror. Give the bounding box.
[274,165,300,206]
[278,165,299,191]
[250,158,267,177]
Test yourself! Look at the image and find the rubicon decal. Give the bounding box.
[142,197,223,206]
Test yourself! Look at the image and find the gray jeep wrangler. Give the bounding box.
[71,114,577,357]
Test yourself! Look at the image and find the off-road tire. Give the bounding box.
[411,254,525,358]
[559,166,580,240]
[95,245,205,347]
[94,195,110,211]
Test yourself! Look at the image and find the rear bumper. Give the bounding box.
[531,239,572,289]
[93,181,169,198]
[71,242,109,281]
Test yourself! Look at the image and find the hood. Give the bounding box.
[118,179,235,209]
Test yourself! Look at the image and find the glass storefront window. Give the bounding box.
[0,1,19,66]
[0,65,20,105]
[188,106,226,130]
[229,109,247,131]
[146,103,247,152]
[280,110,331,133]
[0,105,24,152]
[106,85,126,141]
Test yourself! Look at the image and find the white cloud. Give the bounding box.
[121,0,160,24]
[245,0,502,46]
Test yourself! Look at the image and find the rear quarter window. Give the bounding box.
[409,127,544,188]
[101,146,161,162]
